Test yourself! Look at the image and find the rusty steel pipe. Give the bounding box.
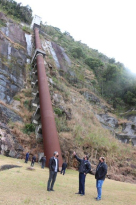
[34,27,42,49]
[34,28,63,167]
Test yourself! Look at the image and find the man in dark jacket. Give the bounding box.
[60,161,67,175]
[25,152,29,163]
[31,155,36,167]
[95,157,107,201]
[41,156,46,169]
[73,151,91,196]
[47,151,59,191]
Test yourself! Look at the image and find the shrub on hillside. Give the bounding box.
[71,47,84,58]
[22,26,32,34]
[55,117,71,132]
[124,91,136,105]
[0,19,6,27]
[23,123,35,134]
[109,58,115,64]
[54,107,63,116]
[84,57,103,70]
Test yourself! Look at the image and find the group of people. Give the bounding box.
[25,152,46,169]
[47,151,107,201]
[25,150,107,201]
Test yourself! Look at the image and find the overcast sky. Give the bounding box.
[15,0,136,73]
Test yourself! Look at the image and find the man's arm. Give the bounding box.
[57,159,59,171]
[85,162,91,174]
[74,155,82,162]
[73,151,82,162]
[99,164,107,178]
[49,157,53,170]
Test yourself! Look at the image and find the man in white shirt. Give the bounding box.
[47,151,59,191]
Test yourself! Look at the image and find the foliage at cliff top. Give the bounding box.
[0,0,32,24]
[41,24,136,110]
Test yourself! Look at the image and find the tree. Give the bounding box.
[71,47,84,58]
[84,57,103,70]
[109,58,115,64]
[0,0,32,24]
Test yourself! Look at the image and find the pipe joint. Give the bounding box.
[36,53,44,58]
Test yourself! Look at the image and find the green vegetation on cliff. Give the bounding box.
[41,24,136,110]
[0,0,32,24]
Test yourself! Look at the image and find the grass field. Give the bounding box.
[0,155,136,205]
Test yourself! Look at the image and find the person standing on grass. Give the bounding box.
[41,156,46,169]
[95,157,107,201]
[47,151,59,191]
[73,151,91,196]
[25,152,29,163]
[31,155,36,167]
[60,161,67,175]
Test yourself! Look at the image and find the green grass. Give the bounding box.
[0,19,6,27]
[122,111,136,117]
[22,26,32,34]
[13,95,21,101]
[0,155,136,205]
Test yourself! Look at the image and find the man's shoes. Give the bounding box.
[47,189,51,192]
[75,192,81,194]
[96,198,101,201]
[80,194,85,196]
[50,189,55,191]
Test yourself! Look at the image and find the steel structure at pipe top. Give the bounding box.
[31,18,63,168]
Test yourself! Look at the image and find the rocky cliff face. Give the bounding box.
[0,12,33,159]
[0,12,28,103]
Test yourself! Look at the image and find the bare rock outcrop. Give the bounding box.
[0,125,23,158]
[0,104,22,124]
[0,12,28,103]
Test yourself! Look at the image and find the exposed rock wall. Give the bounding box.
[0,12,33,158]
[0,12,27,103]
[0,123,23,158]
[0,104,23,124]
[41,39,71,72]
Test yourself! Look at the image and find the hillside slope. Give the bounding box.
[38,25,136,183]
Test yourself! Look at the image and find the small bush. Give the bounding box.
[24,89,31,97]
[54,108,63,116]
[23,123,35,134]
[71,52,78,58]
[55,117,71,132]
[22,26,32,34]
[13,96,21,101]
[52,76,59,84]
[0,19,6,27]
[91,79,97,85]
[84,57,103,70]
[71,47,84,58]
[23,100,30,109]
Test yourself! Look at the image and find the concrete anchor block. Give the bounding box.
[31,79,38,88]
[31,48,46,66]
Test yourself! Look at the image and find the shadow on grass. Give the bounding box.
[0,164,22,171]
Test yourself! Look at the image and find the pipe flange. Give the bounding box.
[36,53,43,58]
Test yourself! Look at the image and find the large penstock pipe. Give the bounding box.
[34,27,63,167]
